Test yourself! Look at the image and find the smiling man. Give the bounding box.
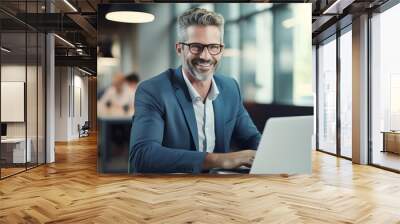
[129,8,261,173]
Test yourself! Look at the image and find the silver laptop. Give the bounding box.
[212,116,313,174]
[250,115,313,174]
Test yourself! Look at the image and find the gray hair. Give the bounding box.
[177,8,225,42]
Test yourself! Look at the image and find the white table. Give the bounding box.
[1,138,32,163]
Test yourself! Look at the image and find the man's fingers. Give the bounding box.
[243,154,255,168]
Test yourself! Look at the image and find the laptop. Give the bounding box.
[211,116,314,174]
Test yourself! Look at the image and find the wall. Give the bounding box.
[55,67,69,141]
[1,65,38,138]
[1,63,46,165]
[54,67,89,141]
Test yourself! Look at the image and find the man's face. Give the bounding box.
[176,25,223,81]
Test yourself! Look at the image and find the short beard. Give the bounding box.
[187,59,220,82]
[188,66,209,81]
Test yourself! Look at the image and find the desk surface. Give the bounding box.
[1,138,27,143]
[381,131,400,134]
[97,102,134,120]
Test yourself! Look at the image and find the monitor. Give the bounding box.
[1,123,7,137]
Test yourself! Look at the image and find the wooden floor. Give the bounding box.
[373,151,400,171]
[1,167,26,178]
[1,135,400,223]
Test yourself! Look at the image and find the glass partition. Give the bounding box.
[27,31,38,169]
[1,30,28,177]
[0,1,46,179]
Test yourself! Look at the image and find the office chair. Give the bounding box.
[79,121,90,138]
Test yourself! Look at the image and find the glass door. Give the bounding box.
[1,29,28,178]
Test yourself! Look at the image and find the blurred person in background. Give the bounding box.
[125,73,140,111]
[129,8,261,174]
[98,72,139,117]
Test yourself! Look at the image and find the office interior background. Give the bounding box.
[97,3,312,173]
[0,0,398,178]
[0,0,398,176]
[0,0,400,223]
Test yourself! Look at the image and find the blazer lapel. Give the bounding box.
[213,78,225,153]
[171,68,199,151]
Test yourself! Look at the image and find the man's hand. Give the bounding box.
[202,150,256,170]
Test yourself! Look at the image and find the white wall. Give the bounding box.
[1,66,26,137]
[55,67,89,141]
[71,73,89,138]
[55,66,68,141]
[1,65,36,137]
[1,63,46,163]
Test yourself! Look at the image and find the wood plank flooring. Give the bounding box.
[1,134,400,223]
[1,167,26,178]
[373,151,400,171]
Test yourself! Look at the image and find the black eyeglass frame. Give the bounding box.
[179,42,224,55]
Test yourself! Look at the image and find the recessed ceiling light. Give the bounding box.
[105,11,155,23]
[1,47,11,53]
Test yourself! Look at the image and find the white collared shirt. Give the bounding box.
[182,70,220,153]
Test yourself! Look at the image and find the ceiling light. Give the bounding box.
[106,11,155,23]
[63,0,78,12]
[1,47,11,53]
[54,34,75,48]
[104,5,155,24]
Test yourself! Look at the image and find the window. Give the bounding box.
[339,28,352,158]
[292,4,313,106]
[169,3,311,106]
[371,3,400,171]
[317,36,337,154]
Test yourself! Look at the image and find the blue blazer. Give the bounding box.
[129,67,261,173]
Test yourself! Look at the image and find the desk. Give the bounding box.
[98,117,132,173]
[381,131,400,154]
[1,138,32,163]
[97,102,134,120]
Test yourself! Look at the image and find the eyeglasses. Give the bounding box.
[179,42,224,55]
